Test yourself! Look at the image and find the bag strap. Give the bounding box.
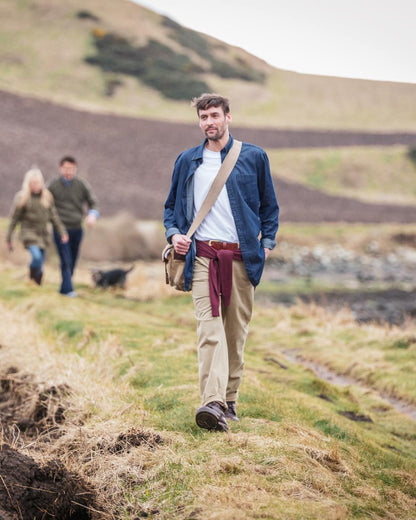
[185,139,242,239]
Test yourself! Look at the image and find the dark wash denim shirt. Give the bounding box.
[163,134,279,291]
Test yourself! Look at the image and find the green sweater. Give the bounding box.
[47,176,98,229]
[7,192,66,249]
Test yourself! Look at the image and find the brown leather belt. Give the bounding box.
[199,240,240,251]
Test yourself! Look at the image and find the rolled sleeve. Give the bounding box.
[261,237,277,250]
[165,226,181,243]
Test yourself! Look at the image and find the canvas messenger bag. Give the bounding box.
[162,140,242,291]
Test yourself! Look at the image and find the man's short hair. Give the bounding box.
[60,156,77,166]
[192,93,230,115]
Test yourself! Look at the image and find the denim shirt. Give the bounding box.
[164,134,279,291]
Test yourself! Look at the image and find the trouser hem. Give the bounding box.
[202,395,226,408]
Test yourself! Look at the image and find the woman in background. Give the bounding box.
[6,168,68,285]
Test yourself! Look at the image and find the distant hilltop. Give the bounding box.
[0,0,416,131]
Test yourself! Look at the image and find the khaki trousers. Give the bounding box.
[192,256,254,407]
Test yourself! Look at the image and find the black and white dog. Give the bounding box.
[92,265,134,289]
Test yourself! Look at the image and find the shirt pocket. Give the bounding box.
[236,171,259,207]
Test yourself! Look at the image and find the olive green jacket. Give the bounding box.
[7,192,66,249]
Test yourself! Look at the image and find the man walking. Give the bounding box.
[48,156,99,296]
[164,93,279,432]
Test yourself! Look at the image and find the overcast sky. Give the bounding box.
[133,0,416,84]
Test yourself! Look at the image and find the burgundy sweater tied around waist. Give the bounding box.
[196,240,243,317]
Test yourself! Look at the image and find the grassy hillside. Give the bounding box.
[0,222,416,518]
[1,0,416,130]
[268,145,416,205]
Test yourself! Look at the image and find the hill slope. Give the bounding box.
[1,89,416,222]
[1,0,416,130]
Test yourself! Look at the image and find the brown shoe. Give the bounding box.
[196,401,229,432]
[225,401,239,422]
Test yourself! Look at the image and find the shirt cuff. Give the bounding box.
[261,238,277,250]
[88,209,100,219]
[166,227,181,243]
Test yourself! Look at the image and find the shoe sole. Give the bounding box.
[196,406,229,431]
[196,408,220,430]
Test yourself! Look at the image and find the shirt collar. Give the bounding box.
[61,177,73,186]
[192,134,234,162]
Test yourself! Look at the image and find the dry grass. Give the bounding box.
[0,227,416,518]
[253,300,416,406]
[0,288,414,518]
[0,298,176,517]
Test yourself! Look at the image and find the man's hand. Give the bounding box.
[61,233,69,244]
[6,241,13,253]
[172,234,191,255]
[85,213,97,227]
[264,248,271,260]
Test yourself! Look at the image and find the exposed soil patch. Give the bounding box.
[0,443,94,520]
[0,364,168,518]
[0,366,70,441]
[299,288,416,325]
[338,410,373,422]
[262,288,416,326]
[97,427,164,454]
[1,89,416,223]
[0,366,98,518]
[392,232,416,247]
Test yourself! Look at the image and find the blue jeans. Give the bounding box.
[53,228,83,294]
[28,245,45,272]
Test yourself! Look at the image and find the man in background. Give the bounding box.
[48,156,99,296]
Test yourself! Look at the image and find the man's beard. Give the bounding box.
[205,126,225,141]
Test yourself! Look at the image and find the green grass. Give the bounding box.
[0,263,415,519]
[268,145,416,205]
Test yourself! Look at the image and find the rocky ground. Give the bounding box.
[261,236,416,325]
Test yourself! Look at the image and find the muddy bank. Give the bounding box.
[0,367,97,519]
[0,444,94,520]
[262,240,416,324]
[261,287,416,325]
[0,364,167,519]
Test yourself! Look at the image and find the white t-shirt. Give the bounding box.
[193,147,239,242]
